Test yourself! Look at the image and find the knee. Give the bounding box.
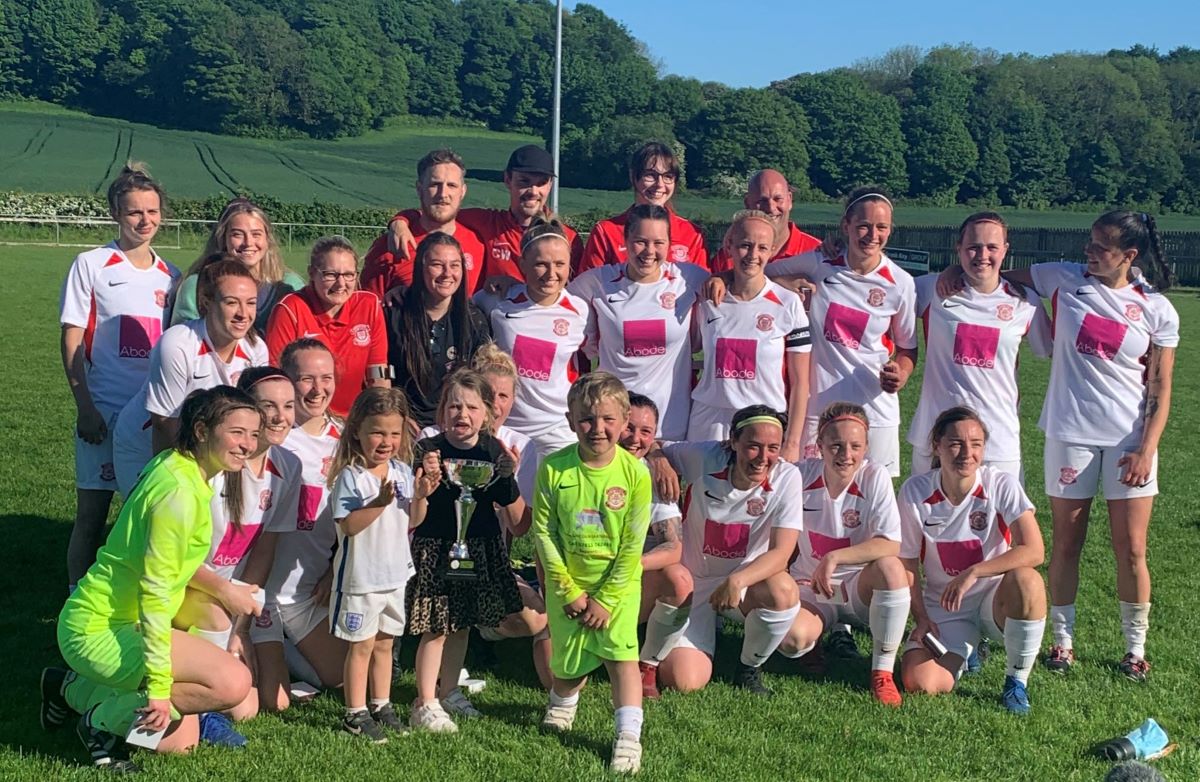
[765,574,799,610]
[872,556,908,588]
[212,662,253,710]
[664,565,694,604]
[900,658,954,695]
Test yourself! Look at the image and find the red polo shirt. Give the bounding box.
[265,286,387,418]
[361,219,488,297]
[711,222,822,274]
[577,205,709,275]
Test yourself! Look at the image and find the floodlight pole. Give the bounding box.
[551,0,563,214]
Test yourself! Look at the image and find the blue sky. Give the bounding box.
[576,0,1200,87]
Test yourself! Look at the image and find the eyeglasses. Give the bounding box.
[639,170,677,185]
[316,271,357,283]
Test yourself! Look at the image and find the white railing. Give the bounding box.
[0,214,384,250]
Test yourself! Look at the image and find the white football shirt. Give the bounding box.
[908,276,1052,461]
[570,261,708,441]
[768,252,917,427]
[474,286,590,439]
[59,242,180,413]
[205,446,303,580]
[1031,263,1180,446]
[330,460,415,594]
[691,280,811,413]
[663,440,803,581]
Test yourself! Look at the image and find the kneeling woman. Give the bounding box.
[647,406,803,696]
[898,407,1046,714]
[778,403,909,707]
[44,388,261,771]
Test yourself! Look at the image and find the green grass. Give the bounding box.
[1,245,1198,780]
[6,100,1200,232]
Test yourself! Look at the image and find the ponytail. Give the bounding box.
[1093,210,1175,292]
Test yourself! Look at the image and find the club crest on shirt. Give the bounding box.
[99,462,116,482]
[842,508,861,528]
[746,497,766,517]
[605,486,627,511]
[351,324,371,347]
[660,292,676,310]
[344,612,363,632]
[553,318,570,337]
[969,510,987,531]
[463,252,475,271]
[259,489,273,511]
[803,443,820,459]
[867,288,886,307]
[755,314,774,332]
[320,456,332,478]
[1125,304,1142,322]
[671,244,689,262]
[995,303,1014,321]
[1059,467,1078,486]
[155,289,167,309]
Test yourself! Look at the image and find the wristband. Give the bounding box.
[366,365,395,380]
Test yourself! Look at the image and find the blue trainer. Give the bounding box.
[1001,675,1031,715]
[198,712,247,748]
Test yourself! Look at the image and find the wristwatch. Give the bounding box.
[366,365,395,380]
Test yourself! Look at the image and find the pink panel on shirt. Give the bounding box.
[715,337,757,380]
[512,335,557,382]
[211,523,265,570]
[823,302,870,350]
[623,319,667,357]
[936,538,984,577]
[952,323,1001,369]
[297,484,323,531]
[118,315,162,360]
[1075,313,1127,361]
[808,530,851,560]
[702,518,750,559]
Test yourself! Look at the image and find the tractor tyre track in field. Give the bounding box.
[93,129,126,193]
[204,144,243,191]
[9,122,56,165]
[193,142,239,192]
[275,153,388,206]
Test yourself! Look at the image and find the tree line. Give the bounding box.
[1,0,1198,212]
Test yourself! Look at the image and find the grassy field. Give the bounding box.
[5,100,1200,232]
[0,244,1197,780]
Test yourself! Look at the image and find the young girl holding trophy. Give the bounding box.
[408,370,524,732]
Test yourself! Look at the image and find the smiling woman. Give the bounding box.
[265,236,390,418]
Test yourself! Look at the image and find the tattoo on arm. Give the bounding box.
[1144,346,1162,423]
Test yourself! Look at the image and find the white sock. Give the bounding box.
[188,625,232,650]
[283,637,323,687]
[369,698,389,710]
[613,706,643,740]
[548,688,579,708]
[1119,601,1151,658]
[1004,618,1045,685]
[868,588,910,673]
[1049,603,1075,650]
[346,705,368,717]
[740,604,800,667]
[639,601,690,665]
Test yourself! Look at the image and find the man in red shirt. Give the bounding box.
[361,149,487,297]
[711,169,822,273]
[577,141,709,274]
[384,145,584,284]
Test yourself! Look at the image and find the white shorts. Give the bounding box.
[903,578,1002,662]
[673,575,746,657]
[330,587,406,642]
[251,594,329,646]
[911,447,1022,482]
[112,425,152,499]
[1044,435,1158,501]
[687,400,735,443]
[74,410,120,491]
[802,418,900,477]
[528,424,577,472]
[795,569,869,629]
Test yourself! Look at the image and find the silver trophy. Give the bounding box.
[441,459,495,581]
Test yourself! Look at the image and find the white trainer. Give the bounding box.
[409,700,458,733]
[540,702,578,733]
[609,732,643,774]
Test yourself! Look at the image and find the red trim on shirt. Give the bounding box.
[764,290,783,306]
[847,481,863,498]
[923,488,945,505]
[997,513,1011,545]
[103,252,123,268]
[972,483,987,500]
[804,475,825,492]
[877,264,896,285]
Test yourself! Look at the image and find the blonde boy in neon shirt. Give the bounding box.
[533,371,650,775]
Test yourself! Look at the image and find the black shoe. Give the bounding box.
[825,629,862,660]
[41,667,78,731]
[342,710,387,743]
[369,703,409,734]
[733,662,774,697]
[77,711,140,773]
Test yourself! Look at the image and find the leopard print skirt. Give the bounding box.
[405,535,524,635]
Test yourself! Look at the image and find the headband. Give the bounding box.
[818,414,869,436]
[241,368,291,391]
[734,414,784,432]
[844,193,892,215]
[520,217,570,255]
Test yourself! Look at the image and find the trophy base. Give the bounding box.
[445,558,478,581]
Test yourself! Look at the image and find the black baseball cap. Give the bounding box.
[506,145,555,177]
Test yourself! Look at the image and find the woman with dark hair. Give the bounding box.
[43,387,262,771]
[940,209,1179,682]
[386,232,492,429]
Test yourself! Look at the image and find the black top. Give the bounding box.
[387,302,492,428]
[414,431,520,541]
